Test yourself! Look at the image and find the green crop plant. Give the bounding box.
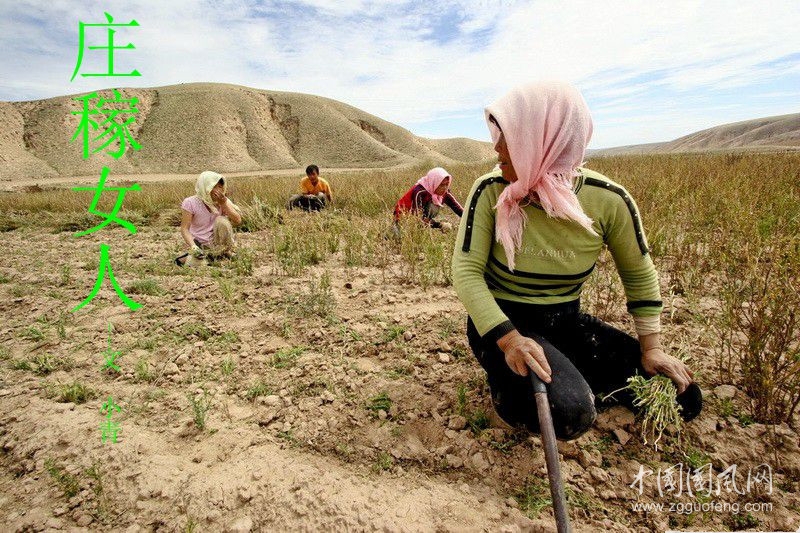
[608,374,683,449]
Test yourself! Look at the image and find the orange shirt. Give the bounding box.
[300,176,332,199]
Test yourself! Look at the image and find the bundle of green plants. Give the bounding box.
[608,374,683,449]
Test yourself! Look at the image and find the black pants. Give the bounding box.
[422,202,443,228]
[466,299,702,441]
[287,193,326,211]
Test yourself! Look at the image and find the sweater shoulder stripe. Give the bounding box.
[462,176,508,252]
[584,177,649,255]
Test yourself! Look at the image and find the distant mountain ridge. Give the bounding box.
[0,82,495,180]
[591,113,800,156]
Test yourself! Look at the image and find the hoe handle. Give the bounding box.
[531,373,572,533]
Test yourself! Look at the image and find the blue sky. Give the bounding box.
[1,0,798,148]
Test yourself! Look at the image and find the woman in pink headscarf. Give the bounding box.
[392,167,463,235]
[452,82,701,440]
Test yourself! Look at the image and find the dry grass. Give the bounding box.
[588,152,800,425]
[2,151,799,426]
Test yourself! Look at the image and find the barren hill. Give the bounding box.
[666,112,800,151]
[592,112,800,156]
[0,83,494,180]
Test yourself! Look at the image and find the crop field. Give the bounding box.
[0,152,798,532]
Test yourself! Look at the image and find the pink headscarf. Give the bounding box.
[416,167,452,206]
[486,81,597,271]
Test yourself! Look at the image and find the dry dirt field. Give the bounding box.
[0,155,799,532]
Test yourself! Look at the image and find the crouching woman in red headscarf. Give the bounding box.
[392,167,463,237]
[452,81,702,441]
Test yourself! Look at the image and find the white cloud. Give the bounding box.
[0,0,798,146]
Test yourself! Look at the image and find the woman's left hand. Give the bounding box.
[641,348,693,394]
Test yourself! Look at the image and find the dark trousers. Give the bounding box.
[466,300,702,441]
[287,193,326,211]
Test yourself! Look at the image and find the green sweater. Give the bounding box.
[452,167,662,342]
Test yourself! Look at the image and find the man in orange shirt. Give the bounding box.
[287,164,333,211]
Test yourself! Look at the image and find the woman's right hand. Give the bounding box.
[497,330,552,383]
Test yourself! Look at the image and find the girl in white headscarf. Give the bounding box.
[176,171,242,266]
